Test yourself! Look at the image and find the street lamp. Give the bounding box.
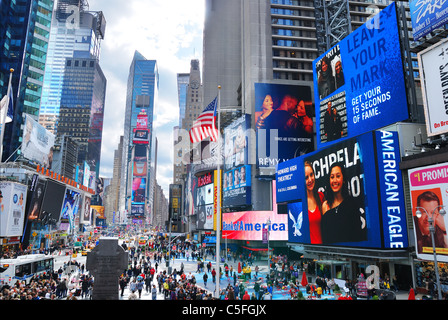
[415,205,446,300]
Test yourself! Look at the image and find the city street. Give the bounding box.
[52,249,411,301]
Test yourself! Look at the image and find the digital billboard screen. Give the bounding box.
[279,131,407,249]
[39,180,66,226]
[313,2,408,149]
[255,83,314,168]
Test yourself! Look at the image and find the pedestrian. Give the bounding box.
[211,268,216,283]
[203,273,208,287]
[137,279,144,298]
[243,291,250,300]
[151,284,157,300]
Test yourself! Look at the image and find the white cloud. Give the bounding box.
[89,0,204,193]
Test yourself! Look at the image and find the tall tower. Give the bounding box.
[120,51,159,222]
[39,0,105,133]
[0,0,55,161]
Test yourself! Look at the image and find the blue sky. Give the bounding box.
[88,0,205,193]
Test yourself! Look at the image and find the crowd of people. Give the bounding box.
[0,259,92,300]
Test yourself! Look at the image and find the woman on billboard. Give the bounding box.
[305,161,325,244]
[321,162,367,244]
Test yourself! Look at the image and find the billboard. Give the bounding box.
[255,83,314,168]
[0,182,28,237]
[21,114,55,169]
[278,131,408,249]
[224,115,250,171]
[223,165,251,207]
[39,180,66,226]
[222,210,288,241]
[313,2,408,149]
[82,195,91,224]
[418,38,448,137]
[195,171,214,230]
[223,115,252,207]
[410,0,448,41]
[408,163,448,262]
[60,188,82,229]
[26,176,46,221]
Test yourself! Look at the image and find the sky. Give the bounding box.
[87,0,205,194]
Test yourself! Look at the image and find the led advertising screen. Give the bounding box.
[39,180,66,226]
[26,177,46,221]
[408,163,448,263]
[279,131,407,249]
[255,83,314,168]
[223,165,251,207]
[410,0,448,41]
[0,182,27,237]
[60,189,81,226]
[418,38,448,137]
[313,2,408,149]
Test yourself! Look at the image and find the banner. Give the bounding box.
[0,182,27,237]
[418,38,448,137]
[21,114,55,168]
[410,0,448,40]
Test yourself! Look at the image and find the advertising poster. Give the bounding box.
[418,38,448,137]
[195,171,214,230]
[131,178,146,204]
[39,180,66,226]
[21,114,55,169]
[26,177,46,221]
[223,165,251,207]
[313,2,408,149]
[408,163,448,263]
[255,83,314,168]
[82,195,91,224]
[224,115,250,171]
[60,189,81,226]
[0,182,27,237]
[410,0,448,41]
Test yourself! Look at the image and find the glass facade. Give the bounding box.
[39,1,103,133]
[122,51,159,219]
[0,0,55,161]
[58,57,106,172]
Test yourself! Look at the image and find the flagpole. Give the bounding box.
[0,68,13,163]
[215,85,221,299]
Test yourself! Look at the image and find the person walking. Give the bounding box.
[137,279,144,298]
[203,273,208,287]
[151,284,157,300]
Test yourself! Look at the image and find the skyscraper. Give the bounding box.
[39,0,105,133]
[57,57,106,170]
[120,51,159,222]
[0,0,55,161]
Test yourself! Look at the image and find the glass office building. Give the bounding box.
[120,51,159,220]
[0,0,55,161]
[58,57,106,172]
[39,0,105,133]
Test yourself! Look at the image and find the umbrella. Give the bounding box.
[301,272,308,287]
[408,288,415,300]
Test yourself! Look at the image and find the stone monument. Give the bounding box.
[86,237,128,300]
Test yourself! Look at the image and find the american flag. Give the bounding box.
[189,97,218,143]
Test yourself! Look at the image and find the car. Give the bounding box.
[81,249,91,256]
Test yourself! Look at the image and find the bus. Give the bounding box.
[0,254,54,285]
